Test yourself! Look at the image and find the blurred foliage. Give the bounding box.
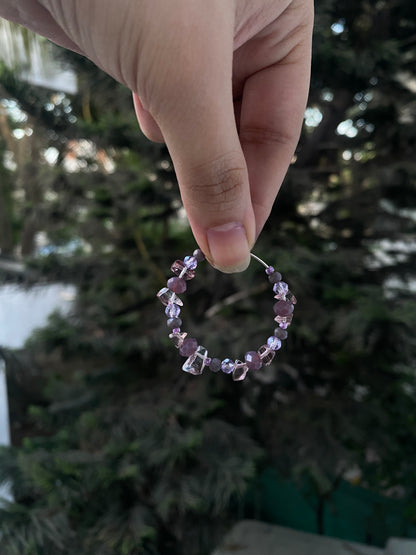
[0,0,416,552]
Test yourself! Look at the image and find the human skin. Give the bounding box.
[0,0,314,272]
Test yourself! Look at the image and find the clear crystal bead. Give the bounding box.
[156,287,183,307]
[165,303,181,318]
[182,345,208,375]
[221,358,235,374]
[171,260,195,280]
[258,345,276,366]
[233,360,249,381]
[184,255,198,270]
[273,281,289,299]
[286,290,297,305]
[169,331,187,348]
[274,314,293,327]
[267,336,282,351]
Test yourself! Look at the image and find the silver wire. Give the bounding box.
[250,252,270,269]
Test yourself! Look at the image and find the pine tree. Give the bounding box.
[0,26,262,555]
[0,0,416,550]
[247,0,416,531]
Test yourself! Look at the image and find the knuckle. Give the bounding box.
[240,125,296,149]
[188,155,246,211]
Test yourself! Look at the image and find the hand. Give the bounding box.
[1,0,313,272]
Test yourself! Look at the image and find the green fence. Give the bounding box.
[248,468,416,547]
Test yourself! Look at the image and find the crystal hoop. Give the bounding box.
[157,249,296,381]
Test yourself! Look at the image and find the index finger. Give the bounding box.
[239,26,313,237]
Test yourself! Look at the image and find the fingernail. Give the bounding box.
[206,222,251,273]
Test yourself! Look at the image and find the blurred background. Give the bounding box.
[0,0,415,553]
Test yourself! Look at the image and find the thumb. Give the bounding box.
[144,12,255,273]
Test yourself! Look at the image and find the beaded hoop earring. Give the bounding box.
[157,249,296,381]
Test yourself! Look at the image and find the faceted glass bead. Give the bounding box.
[267,336,282,351]
[167,276,187,293]
[171,260,195,280]
[268,271,282,284]
[182,345,208,375]
[279,322,289,330]
[221,358,235,374]
[274,313,293,327]
[273,300,294,316]
[179,337,198,357]
[274,327,288,340]
[167,317,182,329]
[169,331,187,348]
[193,248,205,262]
[157,287,183,307]
[258,345,276,366]
[273,281,289,298]
[265,266,275,275]
[233,360,249,381]
[165,303,181,318]
[209,358,222,373]
[184,255,198,270]
[245,351,262,370]
[286,291,297,305]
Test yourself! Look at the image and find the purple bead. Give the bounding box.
[273,300,294,317]
[244,351,262,371]
[184,255,198,270]
[167,276,187,294]
[274,327,288,340]
[179,337,198,357]
[273,281,289,298]
[204,357,212,367]
[221,358,235,374]
[170,260,195,280]
[165,303,181,318]
[279,322,289,330]
[267,336,282,351]
[167,317,182,329]
[172,327,181,334]
[258,345,276,366]
[209,358,222,373]
[265,266,275,275]
[193,249,205,262]
[268,271,282,284]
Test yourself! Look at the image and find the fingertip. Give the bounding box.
[205,221,252,273]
